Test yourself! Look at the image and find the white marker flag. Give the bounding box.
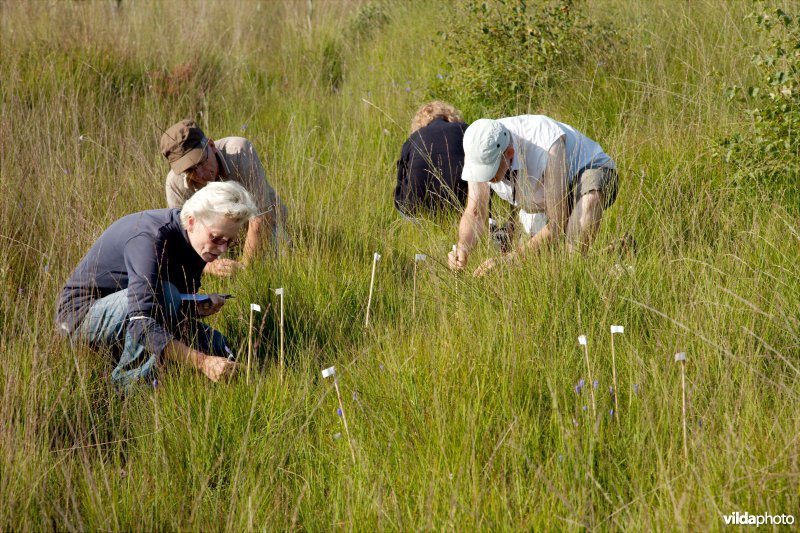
[674,352,687,362]
[322,366,336,378]
[250,303,262,313]
[374,252,381,261]
[274,288,284,296]
[611,325,624,334]
[415,254,427,261]
[578,335,587,346]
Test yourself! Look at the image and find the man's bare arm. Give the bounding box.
[241,214,267,264]
[515,136,570,257]
[543,135,569,239]
[450,181,490,269]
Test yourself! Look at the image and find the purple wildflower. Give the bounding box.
[241,123,248,132]
[609,386,614,396]
[44,264,49,274]
[582,405,587,411]
[336,408,343,417]
[592,380,599,389]
[405,86,411,92]
[609,408,614,417]
[436,73,443,80]
[379,363,384,371]
[633,383,639,395]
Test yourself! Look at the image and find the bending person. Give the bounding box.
[161,119,288,276]
[448,116,619,276]
[56,182,258,391]
[394,101,469,216]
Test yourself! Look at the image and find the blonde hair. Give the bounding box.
[180,181,258,228]
[410,101,464,133]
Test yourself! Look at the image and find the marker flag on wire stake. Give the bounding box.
[675,352,687,362]
[611,325,624,334]
[250,303,261,313]
[415,254,427,261]
[374,252,381,261]
[274,288,284,296]
[322,366,336,378]
[578,335,587,346]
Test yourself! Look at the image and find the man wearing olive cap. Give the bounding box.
[160,119,288,276]
[448,115,618,277]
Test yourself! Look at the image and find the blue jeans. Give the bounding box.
[74,282,229,391]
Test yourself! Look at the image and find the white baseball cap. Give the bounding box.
[461,119,511,182]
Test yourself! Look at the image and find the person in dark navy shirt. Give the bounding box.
[56,181,257,391]
[394,101,469,216]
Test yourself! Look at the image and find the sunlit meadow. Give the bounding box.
[0,0,798,530]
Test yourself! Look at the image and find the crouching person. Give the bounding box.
[55,181,258,392]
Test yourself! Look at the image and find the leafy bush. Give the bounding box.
[431,0,619,114]
[722,1,799,209]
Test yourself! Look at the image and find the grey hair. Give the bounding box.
[179,181,258,228]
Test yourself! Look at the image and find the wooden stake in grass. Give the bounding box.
[365,252,380,328]
[274,288,285,384]
[675,352,688,461]
[412,253,426,317]
[610,325,624,423]
[247,303,261,384]
[322,365,355,463]
[579,335,596,420]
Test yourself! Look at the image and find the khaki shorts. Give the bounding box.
[570,167,619,210]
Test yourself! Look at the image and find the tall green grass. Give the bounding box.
[1,0,798,530]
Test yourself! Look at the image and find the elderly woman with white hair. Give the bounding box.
[56,181,258,391]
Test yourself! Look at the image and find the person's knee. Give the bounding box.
[577,191,604,223]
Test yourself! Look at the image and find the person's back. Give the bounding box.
[395,102,469,216]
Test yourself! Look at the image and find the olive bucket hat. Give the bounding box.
[160,119,209,174]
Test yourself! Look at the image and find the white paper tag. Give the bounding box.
[611,325,624,333]
[415,254,427,261]
[250,303,262,313]
[578,335,587,346]
[674,352,686,362]
[274,288,284,296]
[321,366,336,378]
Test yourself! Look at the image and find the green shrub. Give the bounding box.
[430,0,618,115]
[721,1,800,209]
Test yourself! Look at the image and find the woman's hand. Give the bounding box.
[196,293,228,317]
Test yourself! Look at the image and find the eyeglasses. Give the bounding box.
[200,221,237,247]
[184,143,210,176]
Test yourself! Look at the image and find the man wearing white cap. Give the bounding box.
[448,115,618,276]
